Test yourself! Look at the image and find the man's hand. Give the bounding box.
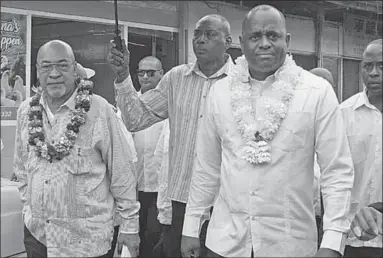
[117,233,140,258]
[107,39,130,82]
[314,248,341,257]
[181,235,200,258]
[351,206,382,241]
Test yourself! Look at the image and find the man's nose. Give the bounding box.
[369,65,379,77]
[143,73,149,79]
[49,66,61,77]
[259,35,271,49]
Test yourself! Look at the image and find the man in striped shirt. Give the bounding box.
[107,14,234,257]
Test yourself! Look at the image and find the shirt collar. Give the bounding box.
[242,55,289,83]
[185,53,233,78]
[40,89,77,112]
[353,86,378,111]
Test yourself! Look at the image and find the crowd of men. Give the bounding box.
[10,3,382,258]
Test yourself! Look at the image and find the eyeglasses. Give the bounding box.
[37,62,74,73]
[137,69,161,77]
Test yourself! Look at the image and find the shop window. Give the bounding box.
[128,27,179,92]
[342,59,361,101]
[292,53,317,71]
[322,56,340,101]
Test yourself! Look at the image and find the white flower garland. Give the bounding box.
[230,54,302,164]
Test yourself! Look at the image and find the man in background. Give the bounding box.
[341,39,382,257]
[131,56,168,257]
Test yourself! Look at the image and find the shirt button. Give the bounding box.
[199,115,203,118]
[46,220,50,223]
[45,180,49,184]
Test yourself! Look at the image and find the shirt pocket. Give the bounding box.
[67,145,94,175]
[273,112,311,152]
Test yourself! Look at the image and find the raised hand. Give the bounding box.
[107,39,130,82]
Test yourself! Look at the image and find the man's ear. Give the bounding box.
[225,35,232,49]
[239,35,244,53]
[159,69,164,76]
[286,33,291,49]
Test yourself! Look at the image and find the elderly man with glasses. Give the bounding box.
[13,39,140,257]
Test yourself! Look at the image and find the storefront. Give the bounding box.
[1,1,180,179]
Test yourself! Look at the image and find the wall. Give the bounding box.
[186,1,316,63]
[1,1,179,28]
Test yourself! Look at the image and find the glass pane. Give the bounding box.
[322,56,340,101]
[128,27,179,91]
[31,17,122,104]
[342,59,361,101]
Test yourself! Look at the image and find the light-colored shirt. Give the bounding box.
[154,120,172,225]
[115,54,234,203]
[183,62,354,257]
[133,119,165,192]
[14,91,140,257]
[340,89,382,248]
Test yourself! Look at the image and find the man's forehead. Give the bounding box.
[139,60,159,69]
[195,18,223,30]
[363,44,382,60]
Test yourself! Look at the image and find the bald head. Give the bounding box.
[138,56,162,70]
[242,5,286,33]
[198,14,231,36]
[310,67,335,86]
[37,40,75,63]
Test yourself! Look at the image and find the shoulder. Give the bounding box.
[89,94,117,118]
[340,92,362,109]
[165,64,192,77]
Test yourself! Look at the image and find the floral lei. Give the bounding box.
[230,54,301,164]
[28,79,93,162]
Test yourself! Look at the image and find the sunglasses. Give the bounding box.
[137,69,161,77]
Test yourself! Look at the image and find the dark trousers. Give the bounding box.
[138,191,161,258]
[344,245,383,257]
[23,225,119,258]
[164,201,211,257]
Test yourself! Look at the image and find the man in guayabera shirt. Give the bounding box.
[341,39,382,258]
[107,14,234,257]
[182,5,354,258]
[13,40,140,257]
[131,56,168,257]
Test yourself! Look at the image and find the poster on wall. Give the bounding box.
[343,13,381,58]
[1,12,27,121]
